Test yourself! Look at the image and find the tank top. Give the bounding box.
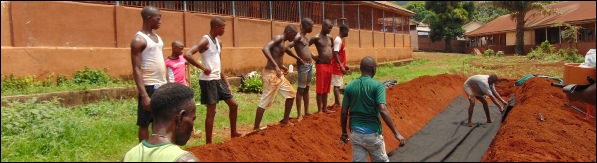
[199,34,222,81]
[136,31,167,86]
[123,140,191,162]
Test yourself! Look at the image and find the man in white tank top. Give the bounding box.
[184,16,244,144]
[130,6,167,142]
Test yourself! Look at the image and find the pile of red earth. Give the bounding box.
[187,74,596,162]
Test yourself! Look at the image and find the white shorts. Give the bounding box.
[332,74,344,87]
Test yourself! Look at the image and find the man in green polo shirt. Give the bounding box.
[340,56,406,162]
[123,82,199,162]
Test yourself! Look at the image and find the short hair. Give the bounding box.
[323,19,333,27]
[140,6,160,20]
[172,40,184,47]
[150,83,195,122]
[340,24,349,32]
[489,74,498,82]
[284,24,298,33]
[210,16,226,28]
[301,18,313,28]
[360,56,377,73]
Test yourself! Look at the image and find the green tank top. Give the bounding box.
[123,140,190,162]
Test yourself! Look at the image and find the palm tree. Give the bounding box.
[491,1,558,55]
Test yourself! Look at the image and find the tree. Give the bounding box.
[424,1,474,52]
[404,1,431,22]
[491,1,558,55]
[472,1,509,23]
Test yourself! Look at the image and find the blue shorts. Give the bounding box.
[297,62,313,88]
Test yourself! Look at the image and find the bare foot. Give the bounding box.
[281,122,295,126]
[322,110,336,114]
[231,132,245,138]
[304,113,311,117]
[297,116,303,122]
[486,119,493,123]
[192,132,202,138]
[468,122,473,127]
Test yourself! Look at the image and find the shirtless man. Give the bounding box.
[253,24,301,130]
[309,19,335,114]
[284,18,313,121]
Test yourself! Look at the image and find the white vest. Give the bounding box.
[136,31,167,86]
[199,35,222,81]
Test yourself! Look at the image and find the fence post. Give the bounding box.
[382,10,385,33]
[269,1,272,20]
[371,8,374,31]
[232,1,235,17]
[401,15,404,34]
[322,1,325,21]
[183,1,187,12]
[357,5,360,30]
[393,13,395,33]
[341,1,344,24]
[298,1,301,22]
[115,1,119,6]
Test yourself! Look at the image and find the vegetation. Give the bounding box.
[424,1,475,52]
[472,1,509,23]
[404,1,432,22]
[1,67,133,96]
[491,1,559,55]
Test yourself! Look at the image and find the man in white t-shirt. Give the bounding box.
[331,24,350,107]
[463,74,508,127]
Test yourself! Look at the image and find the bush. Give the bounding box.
[72,67,112,85]
[484,49,495,57]
[237,73,263,94]
[527,40,556,60]
[558,48,584,63]
[496,51,505,57]
[1,74,41,92]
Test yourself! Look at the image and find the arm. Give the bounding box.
[165,65,171,83]
[183,38,212,75]
[263,36,284,77]
[565,83,596,106]
[176,153,200,162]
[130,36,151,112]
[332,37,347,74]
[219,41,232,90]
[490,84,507,105]
[340,105,350,142]
[308,35,320,61]
[379,104,406,145]
[185,63,191,88]
[284,36,305,65]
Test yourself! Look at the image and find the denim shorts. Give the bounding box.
[297,62,313,88]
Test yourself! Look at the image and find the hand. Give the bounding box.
[395,133,405,146]
[275,67,282,78]
[202,68,212,75]
[340,133,349,143]
[298,59,305,66]
[340,67,347,75]
[281,65,289,75]
[345,66,350,72]
[141,95,151,112]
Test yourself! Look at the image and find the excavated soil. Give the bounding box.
[187,74,596,162]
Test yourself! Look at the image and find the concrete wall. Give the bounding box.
[1,1,413,81]
[418,38,465,53]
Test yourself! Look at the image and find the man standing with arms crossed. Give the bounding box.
[130,6,167,142]
[340,56,406,162]
[254,24,302,130]
[285,18,314,121]
[309,19,335,114]
[183,16,243,144]
[331,24,350,107]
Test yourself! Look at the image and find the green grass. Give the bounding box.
[1,52,565,162]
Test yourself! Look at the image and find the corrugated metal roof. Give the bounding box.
[374,1,415,15]
[465,1,596,37]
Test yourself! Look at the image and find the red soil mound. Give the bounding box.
[187,74,596,162]
[482,77,596,162]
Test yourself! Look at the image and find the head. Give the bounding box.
[322,19,333,34]
[171,40,184,56]
[150,83,196,146]
[284,24,298,41]
[488,74,498,84]
[210,16,226,36]
[141,6,161,29]
[301,18,314,33]
[339,24,349,37]
[360,56,377,77]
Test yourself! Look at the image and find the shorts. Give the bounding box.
[137,85,157,127]
[350,131,389,162]
[297,62,313,88]
[199,79,233,105]
[258,69,297,108]
[315,63,333,94]
[464,83,483,102]
[332,74,344,87]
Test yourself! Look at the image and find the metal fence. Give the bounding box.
[77,1,411,33]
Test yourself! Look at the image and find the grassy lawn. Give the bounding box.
[0,52,566,162]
